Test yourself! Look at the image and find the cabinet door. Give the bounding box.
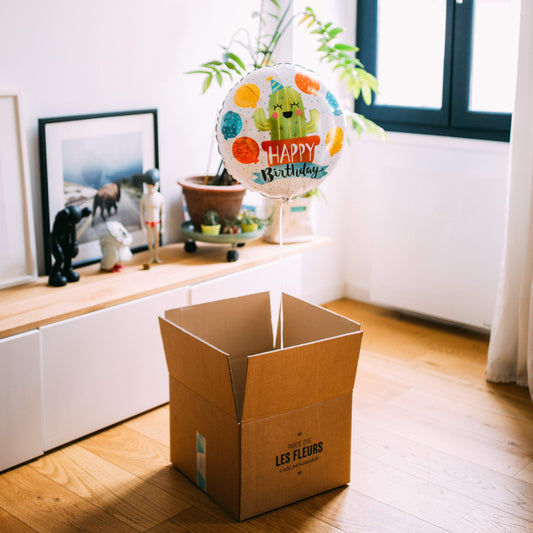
[0,330,42,471]
[190,256,303,305]
[41,286,189,451]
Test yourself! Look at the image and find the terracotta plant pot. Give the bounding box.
[178,176,246,231]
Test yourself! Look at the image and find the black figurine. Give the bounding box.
[48,205,91,287]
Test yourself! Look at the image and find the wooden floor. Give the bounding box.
[1,299,532,532]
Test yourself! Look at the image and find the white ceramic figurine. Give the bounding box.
[99,221,133,272]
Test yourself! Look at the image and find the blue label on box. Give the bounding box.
[196,431,206,491]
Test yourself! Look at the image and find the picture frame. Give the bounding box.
[39,109,159,271]
[0,92,38,289]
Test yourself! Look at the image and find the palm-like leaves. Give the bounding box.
[187,0,384,138]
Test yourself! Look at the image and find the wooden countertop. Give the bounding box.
[0,237,328,340]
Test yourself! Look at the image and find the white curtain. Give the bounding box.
[486,0,533,401]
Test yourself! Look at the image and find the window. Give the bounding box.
[355,0,520,141]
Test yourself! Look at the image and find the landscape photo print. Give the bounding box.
[39,109,158,270]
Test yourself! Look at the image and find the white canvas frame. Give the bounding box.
[0,93,37,288]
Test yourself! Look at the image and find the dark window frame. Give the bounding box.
[355,0,512,141]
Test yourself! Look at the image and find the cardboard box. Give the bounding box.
[159,292,362,521]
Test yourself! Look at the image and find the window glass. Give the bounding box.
[469,0,520,113]
[376,0,447,109]
[356,0,520,140]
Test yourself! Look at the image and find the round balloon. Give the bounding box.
[216,64,346,200]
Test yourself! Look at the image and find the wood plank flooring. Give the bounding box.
[1,298,532,532]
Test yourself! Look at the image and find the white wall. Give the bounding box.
[345,133,508,329]
[0,0,253,272]
[1,0,510,329]
[293,0,509,329]
[291,0,357,305]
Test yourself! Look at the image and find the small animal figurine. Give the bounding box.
[48,205,91,287]
[99,221,133,272]
[140,169,165,264]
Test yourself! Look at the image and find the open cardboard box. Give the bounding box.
[159,292,362,520]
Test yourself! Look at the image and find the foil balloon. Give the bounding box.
[216,64,346,200]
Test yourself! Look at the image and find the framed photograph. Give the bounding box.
[39,109,159,271]
[0,92,37,289]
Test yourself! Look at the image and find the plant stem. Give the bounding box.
[261,0,293,66]
[226,27,254,62]
[255,0,265,68]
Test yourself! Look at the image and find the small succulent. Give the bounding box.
[222,218,241,234]
[203,210,219,226]
[239,210,272,230]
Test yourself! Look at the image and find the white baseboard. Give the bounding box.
[345,282,371,303]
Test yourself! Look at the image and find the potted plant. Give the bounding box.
[188,1,382,134]
[235,210,270,233]
[183,0,384,233]
[240,215,259,234]
[222,217,242,235]
[179,169,246,232]
[201,209,221,235]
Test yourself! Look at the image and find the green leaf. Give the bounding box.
[328,27,344,38]
[341,55,364,67]
[215,70,223,86]
[361,83,372,105]
[186,70,211,75]
[358,69,379,91]
[365,119,387,140]
[226,52,245,71]
[202,74,213,94]
[225,61,238,72]
[349,113,387,139]
[333,43,357,52]
[299,13,312,26]
[201,61,223,67]
[221,69,234,80]
[269,0,281,9]
[351,80,362,100]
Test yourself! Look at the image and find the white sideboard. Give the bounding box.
[40,286,190,451]
[0,240,317,471]
[0,330,42,471]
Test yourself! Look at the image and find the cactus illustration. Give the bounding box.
[253,78,319,141]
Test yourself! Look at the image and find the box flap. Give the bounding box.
[242,294,362,422]
[160,292,275,419]
[242,332,362,421]
[276,293,361,348]
[165,292,273,357]
[159,316,237,418]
